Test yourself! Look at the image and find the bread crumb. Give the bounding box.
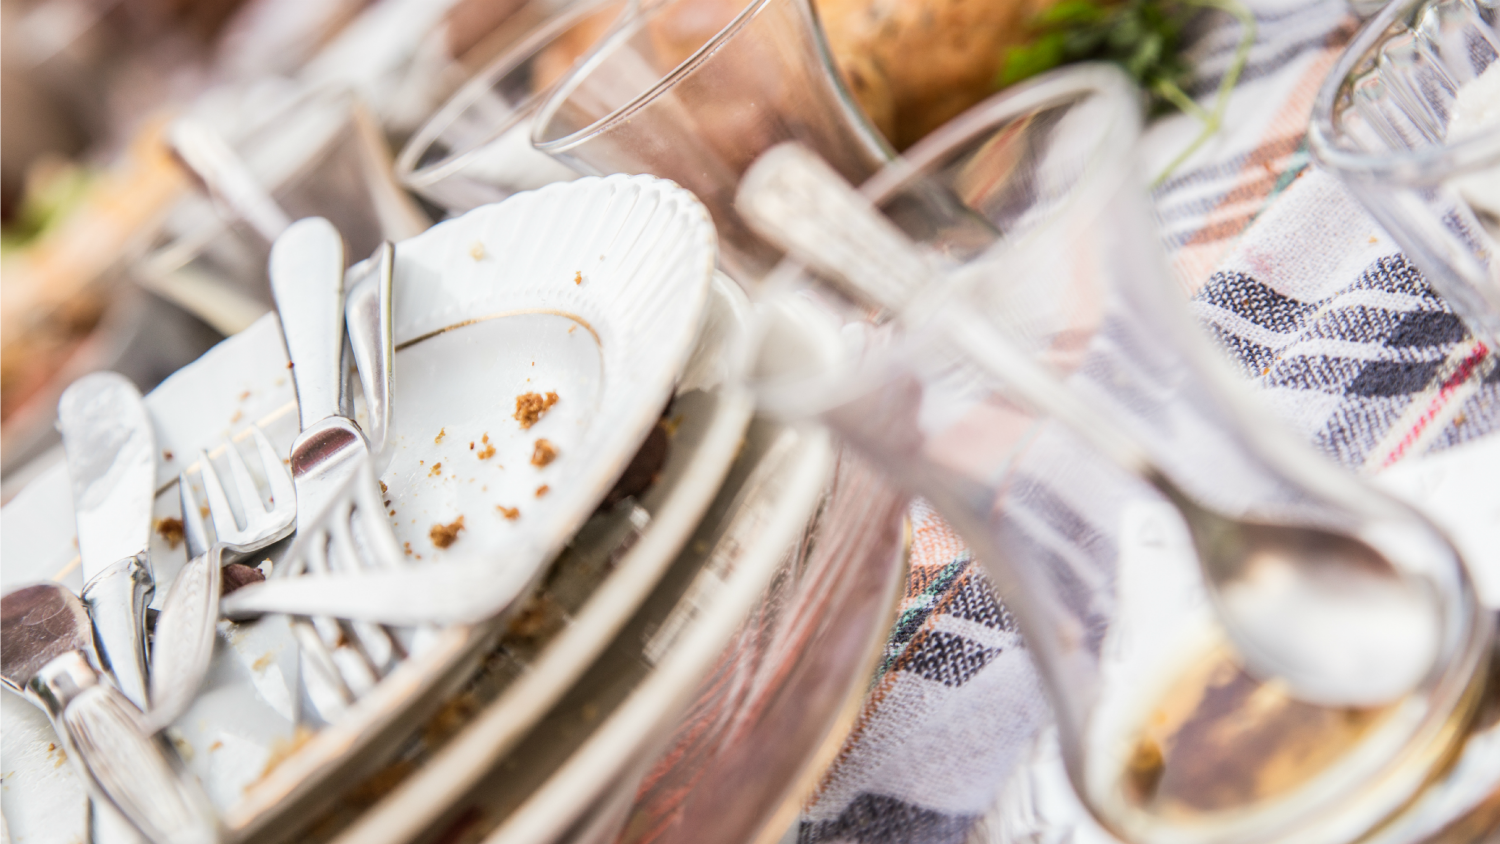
[471,242,486,260]
[404,542,413,556]
[230,410,244,423]
[430,516,465,548]
[155,517,185,549]
[163,450,174,461]
[573,270,582,285]
[497,505,520,520]
[477,432,496,460]
[469,441,475,450]
[531,439,558,467]
[435,428,446,444]
[535,484,549,498]
[239,390,251,401]
[430,463,443,476]
[514,391,559,429]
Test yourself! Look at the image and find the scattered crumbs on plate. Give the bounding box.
[535,484,549,498]
[419,460,424,465]
[430,516,465,548]
[379,480,388,494]
[429,463,443,477]
[404,541,413,557]
[568,324,576,335]
[573,270,583,285]
[435,427,447,444]
[155,517,184,549]
[230,410,244,423]
[210,741,224,752]
[497,505,520,520]
[287,362,294,369]
[163,449,174,461]
[515,391,559,429]
[251,652,275,672]
[199,505,211,519]
[389,509,396,516]
[477,433,496,460]
[469,441,475,450]
[1369,236,1378,244]
[239,390,251,401]
[470,241,486,260]
[531,439,558,467]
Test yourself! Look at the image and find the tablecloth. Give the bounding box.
[785,0,1500,841]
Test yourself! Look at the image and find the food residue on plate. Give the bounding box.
[470,241,486,260]
[155,517,185,549]
[497,506,520,520]
[531,439,558,467]
[573,270,582,285]
[536,484,549,498]
[430,515,466,548]
[429,463,443,477]
[514,391,559,429]
[477,433,496,460]
[435,428,446,444]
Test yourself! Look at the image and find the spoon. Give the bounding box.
[736,142,1452,706]
[1,583,220,844]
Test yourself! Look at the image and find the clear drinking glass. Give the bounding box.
[1309,0,1500,350]
[131,84,429,335]
[394,0,632,214]
[530,0,892,280]
[754,65,1494,844]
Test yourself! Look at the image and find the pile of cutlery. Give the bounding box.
[0,217,399,844]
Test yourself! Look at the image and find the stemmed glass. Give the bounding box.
[745,64,1493,844]
[1309,0,1500,350]
[529,0,892,280]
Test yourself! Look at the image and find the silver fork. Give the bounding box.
[145,426,295,732]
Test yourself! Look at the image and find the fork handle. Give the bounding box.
[35,652,221,844]
[145,548,223,733]
[270,217,347,429]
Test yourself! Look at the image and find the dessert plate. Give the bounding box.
[0,174,718,844]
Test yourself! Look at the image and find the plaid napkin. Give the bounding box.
[790,1,1500,842]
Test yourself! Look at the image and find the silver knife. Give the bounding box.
[58,371,158,711]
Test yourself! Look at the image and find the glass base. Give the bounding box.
[989,632,1500,844]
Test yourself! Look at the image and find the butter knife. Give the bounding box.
[58,371,158,711]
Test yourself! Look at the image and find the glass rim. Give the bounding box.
[394,0,633,191]
[1308,0,1500,186]
[530,0,779,154]
[754,63,1145,415]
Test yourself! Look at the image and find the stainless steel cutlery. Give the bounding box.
[1,583,219,844]
[146,427,296,732]
[57,372,160,713]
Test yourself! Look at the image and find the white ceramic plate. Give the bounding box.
[255,271,757,844]
[0,174,717,844]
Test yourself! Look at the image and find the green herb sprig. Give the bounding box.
[1000,0,1256,186]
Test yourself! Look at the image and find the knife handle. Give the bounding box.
[36,652,221,844]
[82,556,153,712]
[270,217,347,429]
[345,242,395,474]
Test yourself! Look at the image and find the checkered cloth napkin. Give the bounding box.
[787,1,1500,842]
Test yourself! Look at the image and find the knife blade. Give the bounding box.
[58,371,158,711]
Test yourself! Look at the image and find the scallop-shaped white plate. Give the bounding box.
[0,173,717,844]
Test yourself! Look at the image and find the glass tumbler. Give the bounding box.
[753,65,1494,844]
[530,0,892,280]
[395,0,632,215]
[131,84,429,335]
[1309,0,1500,350]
